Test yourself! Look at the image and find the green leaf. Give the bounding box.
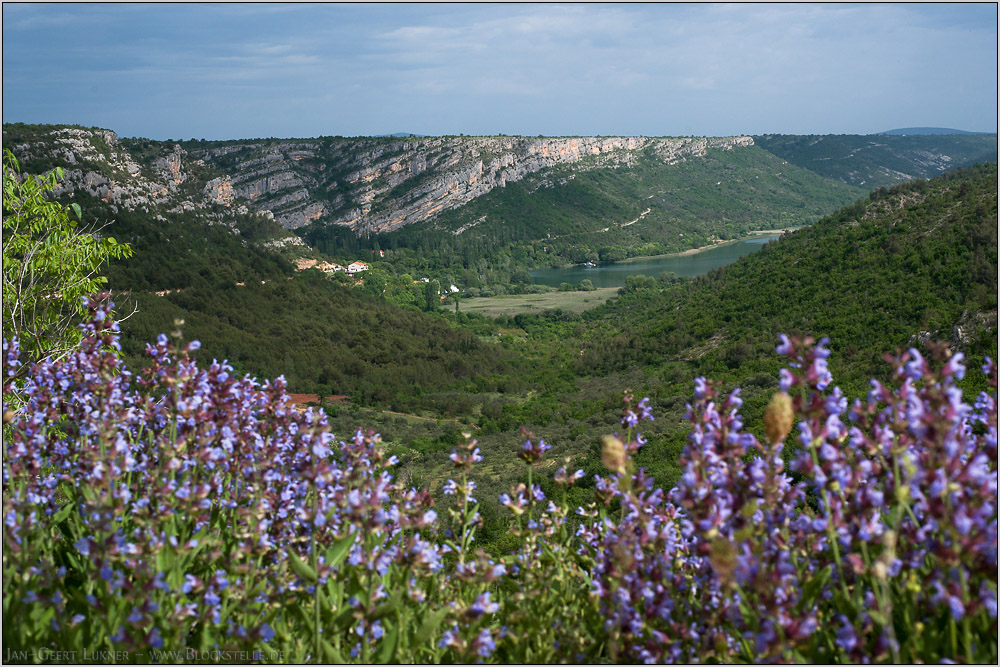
[324,531,357,570]
[801,564,831,607]
[414,608,449,645]
[376,623,399,664]
[292,602,315,633]
[370,586,404,621]
[287,549,318,583]
[156,546,176,574]
[332,606,356,630]
[321,638,344,664]
[52,501,75,524]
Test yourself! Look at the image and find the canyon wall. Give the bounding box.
[192,135,755,232]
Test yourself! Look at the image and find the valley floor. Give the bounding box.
[456,287,620,317]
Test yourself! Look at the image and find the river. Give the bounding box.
[529,235,780,289]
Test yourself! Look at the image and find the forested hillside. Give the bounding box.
[420,164,997,499]
[4,123,996,441]
[119,274,520,410]
[304,143,865,284]
[581,163,997,375]
[754,133,997,188]
[544,163,998,489]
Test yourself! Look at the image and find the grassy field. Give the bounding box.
[455,287,619,317]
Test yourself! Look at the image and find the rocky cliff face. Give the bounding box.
[12,126,755,238]
[9,124,991,243]
[15,127,166,211]
[192,134,756,233]
[4,126,267,230]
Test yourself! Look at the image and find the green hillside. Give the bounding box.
[118,274,520,410]
[304,145,866,287]
[93,202,295,292]
[580,163,997,378]
[536,164,995,481]
[755,133,997,188]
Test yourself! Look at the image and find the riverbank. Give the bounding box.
[618,229,788,263]
[747,228,799,235]
[529,233,782,289]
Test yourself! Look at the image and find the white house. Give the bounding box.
[347,261,369,274]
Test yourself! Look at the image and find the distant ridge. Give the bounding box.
[375,132,426,138]
[878,127,992,136]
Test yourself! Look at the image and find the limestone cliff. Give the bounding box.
[3,125,275,235]
[192,135,756,232]
[7,123,989,245]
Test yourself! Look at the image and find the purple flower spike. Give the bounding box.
[776,334,795,356]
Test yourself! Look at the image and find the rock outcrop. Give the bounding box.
[191,134,756,232]
[4,126,282,238]
[204,176,235,206]
[152,145,187,185]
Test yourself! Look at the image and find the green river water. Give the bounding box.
[530,235,780,288]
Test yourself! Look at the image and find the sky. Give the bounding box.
[2,2,997,140]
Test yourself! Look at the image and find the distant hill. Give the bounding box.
[580,163,998,387]
[6,121,997,306]
[879,127,990,135]
[754,133,997,188]
[375,132,426,138]
[564,162,998,498]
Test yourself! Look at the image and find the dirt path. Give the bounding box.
[621,207,651,227]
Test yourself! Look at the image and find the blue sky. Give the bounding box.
[2,3,997,139]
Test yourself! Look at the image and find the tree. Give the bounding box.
[424,279,441,312]
[2,150,132,365]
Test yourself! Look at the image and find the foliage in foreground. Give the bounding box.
[2,150,132,368]
[3,296,997,663]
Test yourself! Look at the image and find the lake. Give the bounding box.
[530,235,779,288]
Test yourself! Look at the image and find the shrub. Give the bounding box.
[2,150,132,368]
[3,297,996,663]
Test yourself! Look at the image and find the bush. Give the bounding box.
[3,300,997,663]
[2,150,132,367]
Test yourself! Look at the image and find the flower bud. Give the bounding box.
[764,391,794,444]
[709,537,738,585]
[612,542,634,571]
[882,530,897,552]
[601,435,626,475]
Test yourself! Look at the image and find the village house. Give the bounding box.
[318,261,346,273]
[347,261,369,274]
[295,258,347,273]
